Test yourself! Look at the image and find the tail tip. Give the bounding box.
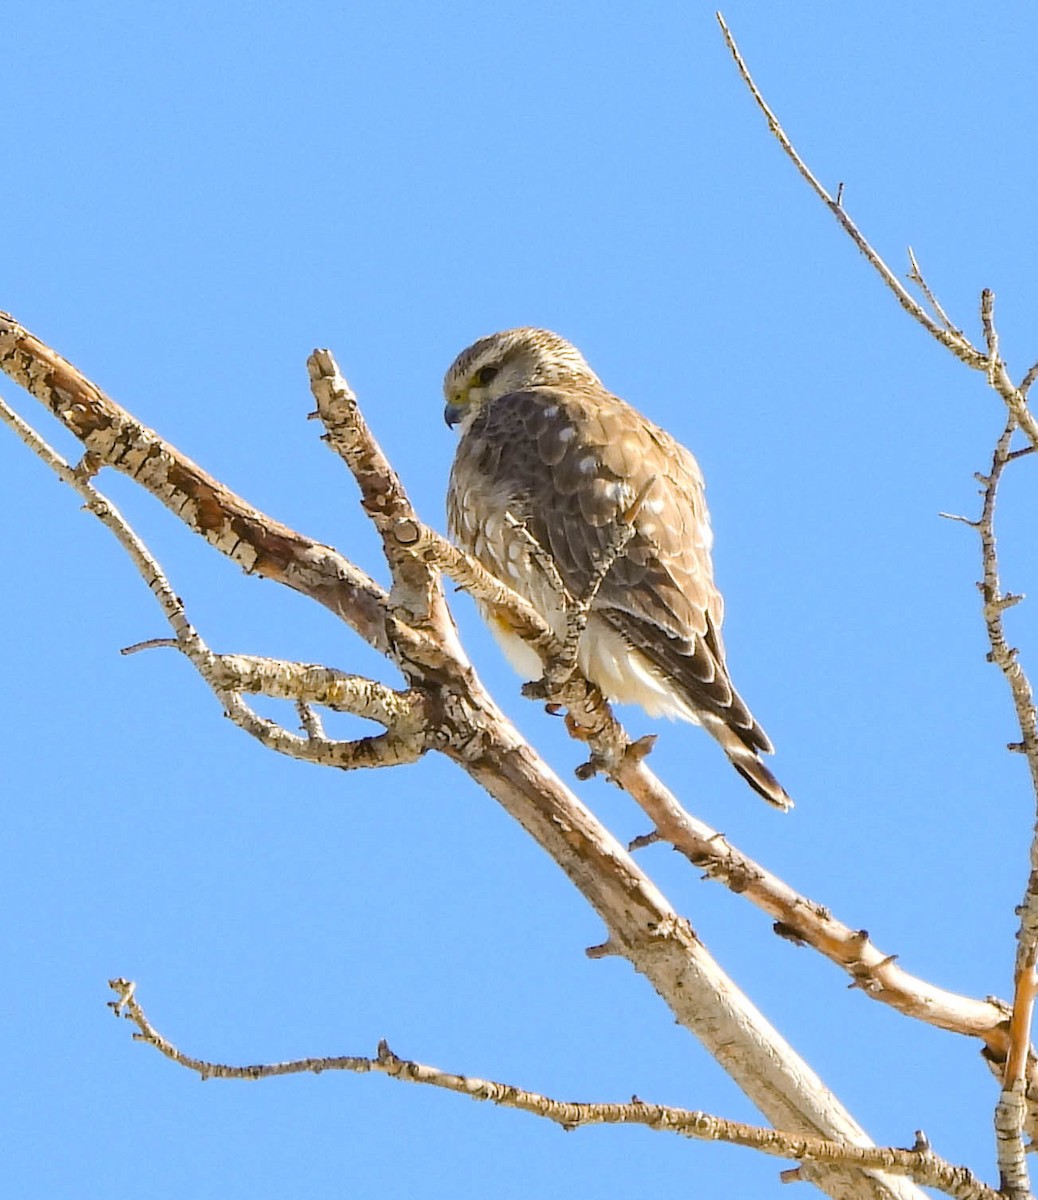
[733,756,793,811]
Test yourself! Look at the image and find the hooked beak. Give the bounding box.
[444,400,464,428]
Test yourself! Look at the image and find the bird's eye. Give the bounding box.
[475,365,499,387]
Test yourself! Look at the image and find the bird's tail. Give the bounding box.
[700,712,793,811]
[728,750,793,811]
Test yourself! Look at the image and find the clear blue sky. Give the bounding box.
[3,4,1037,1197]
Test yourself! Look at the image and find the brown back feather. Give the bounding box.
[449,383,773,756]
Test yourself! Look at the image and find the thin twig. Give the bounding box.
[1020,361,1038,399]
[978,290,1038,448]
[716,16,1038,454]
[108,979,998,1200]
[504,510,568,595]
[121,637,179,655]
[715,13,984,370]
[975,419,1038,793]
[906,247,961,335]
[981,290,1002,390]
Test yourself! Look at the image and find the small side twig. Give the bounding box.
[296,701,326,741]
[504,510,567,595]
[1019,361,1038,399]
[906,247,961,335]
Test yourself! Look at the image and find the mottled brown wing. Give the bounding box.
[450,384,771,754]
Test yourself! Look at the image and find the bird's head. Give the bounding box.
[442,327,600,430]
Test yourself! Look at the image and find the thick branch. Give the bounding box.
[0,312,390,647]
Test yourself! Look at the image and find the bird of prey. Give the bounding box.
[443,327,791,810]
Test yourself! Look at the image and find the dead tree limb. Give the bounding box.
[0,311,924,1200]
[109,977,996,1200]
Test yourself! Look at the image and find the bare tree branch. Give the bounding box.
[979,290,1038,451]
[402,520,560,663]
[975,422,1038,794]
[714,13,984,370]
[966,415,1038,1192]
[108,978,997,1200]
[715,14,1038,454]
[0,312,391,646]
[2,309,1026,1191]
[0,391,429,771]
[0,319,924,1200]
[6,18,1034,1196]
[1019,361,1038,400]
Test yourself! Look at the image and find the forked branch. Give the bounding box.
[1,315,924,1200]
[0,391,428,771]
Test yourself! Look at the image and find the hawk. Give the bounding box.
[444,327,791,810]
